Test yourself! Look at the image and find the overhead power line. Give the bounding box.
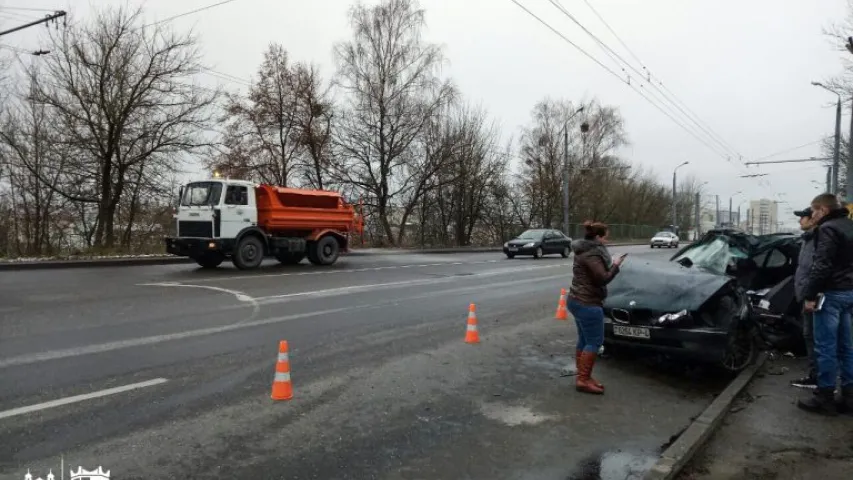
[0,10,65,38]
[0,6,59,13]
[510,1,739,165]
[750,138,827,162]
[513,0,779,197]
[548,0,743,162]
[143,0,240,28]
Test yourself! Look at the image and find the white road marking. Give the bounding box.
[254,279,440,302]
[1,270,571,369]
[138,282,256,303]
[0,307,357,369]
[137,282,260,321]
[0,378,168,421]
[185,259,536,283]
[161,263,571,305]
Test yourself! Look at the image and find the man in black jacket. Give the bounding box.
[791,207,817,389]
[798,193,853,415]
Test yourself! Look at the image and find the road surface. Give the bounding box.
[0,246,729,479]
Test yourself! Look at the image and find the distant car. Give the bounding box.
[650,231,679,248]
[503,228,572,259]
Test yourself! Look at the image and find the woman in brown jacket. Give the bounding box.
[568,221,626,394]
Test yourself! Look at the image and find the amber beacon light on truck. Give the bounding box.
[165,178,364,270]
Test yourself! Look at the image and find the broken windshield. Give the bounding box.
[672,237,747,275]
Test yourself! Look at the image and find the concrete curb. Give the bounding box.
[643,352,769,480]
[0,241,659,271]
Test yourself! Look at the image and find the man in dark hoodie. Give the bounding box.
[567,221,626,395]
[791,207,817,389]
[798,193,853,415]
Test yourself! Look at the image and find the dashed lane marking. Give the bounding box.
[0,378,169,421]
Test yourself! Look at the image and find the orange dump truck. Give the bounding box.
[165,179,364,269]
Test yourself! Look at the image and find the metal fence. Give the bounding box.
[356,222,666,249]
[564,223,664,242]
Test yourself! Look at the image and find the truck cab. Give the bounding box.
[166,178,362,270]
[176,179,258,238]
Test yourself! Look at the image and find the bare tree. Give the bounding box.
[292,63,335,190]
[218,43,302,186]
[333,0,456,246]
[517,98,628,229]
[0,73,67,256]
[416,102,507,246]
[27,5,218,248]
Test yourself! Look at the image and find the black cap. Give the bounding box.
[794,207,812,217]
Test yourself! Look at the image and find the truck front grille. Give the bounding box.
[178,220,213,238]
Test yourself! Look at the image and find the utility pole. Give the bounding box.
[563,126,569,236]
[729,197,733,227]
[694,192,701,239]
[715,195,720,228]
[673,161,689,233]
[673,173,677,230]
[848,96,853,202]
[560,107,584,237]
[0,11,66,38]
[833,96,842,195]
[737,204,741,228]
[827,165,833,193]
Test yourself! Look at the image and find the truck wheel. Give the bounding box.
[308,235,340,266]
[276,252,305,265]
[232,235,264,270]
[195,253,224,269]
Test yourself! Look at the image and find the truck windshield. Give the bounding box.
[181,182,222,207]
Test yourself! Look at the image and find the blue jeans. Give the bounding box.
[813,290,853,389]
[568,299,604,353]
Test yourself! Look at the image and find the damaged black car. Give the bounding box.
[602,228,805,372]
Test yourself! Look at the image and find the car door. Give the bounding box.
[543,230,561,253]
[220,184,254,239]
[754,247,795,289]
[554,230,571,251]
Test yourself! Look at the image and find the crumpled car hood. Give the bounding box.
[604,257,734,312]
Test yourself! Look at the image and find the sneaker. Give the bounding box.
[790,376,818,389]
[798,388,838,416]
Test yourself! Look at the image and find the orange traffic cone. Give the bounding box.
[465,303,480,344]
[556,288,568,320]
[271,340,293,400]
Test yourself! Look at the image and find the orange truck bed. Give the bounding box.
[255,185,363,234]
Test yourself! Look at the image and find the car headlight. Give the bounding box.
[504,242,508,248]
[523,242,534,248]
[657,309,689,326]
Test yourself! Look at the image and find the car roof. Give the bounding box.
[702,228,800,254]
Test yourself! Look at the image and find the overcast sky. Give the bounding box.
[2,0,850,228]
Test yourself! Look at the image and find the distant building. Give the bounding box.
[746,199,779,235]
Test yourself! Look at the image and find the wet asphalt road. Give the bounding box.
[0,246,729,479]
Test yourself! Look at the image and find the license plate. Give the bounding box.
[509,247,518,252]
[613,325,650,339]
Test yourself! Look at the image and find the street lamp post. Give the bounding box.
[812,81,842,195]
[728,191,742,227]
[558,107,585,236]
[673,161,689,234]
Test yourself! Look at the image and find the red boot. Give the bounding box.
[576,351,604,394]
[576,350,604,390]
